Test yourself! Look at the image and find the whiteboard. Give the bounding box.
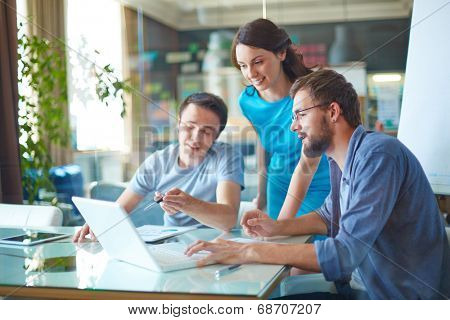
[397,0,450,195]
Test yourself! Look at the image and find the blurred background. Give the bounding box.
[14,0,414,224]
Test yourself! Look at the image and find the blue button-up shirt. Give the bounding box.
[314,125,450,299]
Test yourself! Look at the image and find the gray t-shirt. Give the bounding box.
[130,141,245,226]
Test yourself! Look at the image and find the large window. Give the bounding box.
[26,0,411,197]
[66,0,125,151]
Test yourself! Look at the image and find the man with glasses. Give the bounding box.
[186,70,449,299]
[73,92,244,242]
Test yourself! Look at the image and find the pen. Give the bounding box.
[215,264,241,279]
[143,198,163,211]
[143,193,165,211]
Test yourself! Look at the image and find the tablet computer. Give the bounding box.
[0,231,69,246]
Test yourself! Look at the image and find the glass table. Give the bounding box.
[0,226,310,299]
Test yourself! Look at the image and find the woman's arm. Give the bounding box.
[277,150,320,220]
[255,139,269,210]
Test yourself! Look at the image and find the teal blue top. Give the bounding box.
[239,86,330,219]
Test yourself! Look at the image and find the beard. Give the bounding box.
[302,116,332,158]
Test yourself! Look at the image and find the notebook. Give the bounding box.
[137,224,198,243]
[72,197,211,272]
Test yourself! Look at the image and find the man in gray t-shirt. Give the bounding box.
[130,141,243,227]
[74,92,244,242]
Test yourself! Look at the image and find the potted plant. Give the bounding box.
[17,25,129,204]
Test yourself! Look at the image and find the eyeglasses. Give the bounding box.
[291,103,328,122]
[179,122,218,138]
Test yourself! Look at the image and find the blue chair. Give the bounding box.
[279,273,337,297]
[49,165,84,214]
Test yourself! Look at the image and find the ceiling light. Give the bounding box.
[372,74,402,82]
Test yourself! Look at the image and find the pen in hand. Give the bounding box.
[143,192,165,211]
[215,264,241,279]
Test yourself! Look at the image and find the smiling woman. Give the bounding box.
[231,18,331,220]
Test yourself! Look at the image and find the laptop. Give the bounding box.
[72,197,211,272]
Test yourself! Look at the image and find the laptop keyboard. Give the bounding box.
[147,242,206,265]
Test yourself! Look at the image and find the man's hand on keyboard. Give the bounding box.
[184,238,251,267]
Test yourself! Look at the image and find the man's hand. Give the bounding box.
[240,209,281,238]
[158,188,198,215]
[185,238,252,267]
[72,223,97,243]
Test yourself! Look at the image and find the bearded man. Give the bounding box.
[186,69,450,300]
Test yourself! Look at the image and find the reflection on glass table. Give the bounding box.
[0,226,310,299]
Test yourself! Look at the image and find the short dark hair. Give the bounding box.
[231,18,312,82]
[290,69,362,128]
[179,92,228,135]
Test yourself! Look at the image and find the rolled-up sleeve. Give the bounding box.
[315,194,333,234]
[315,152,401,281]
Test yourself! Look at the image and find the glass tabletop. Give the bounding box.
[0,225,309,299]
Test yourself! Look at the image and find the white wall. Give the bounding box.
[397,0,450,195]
